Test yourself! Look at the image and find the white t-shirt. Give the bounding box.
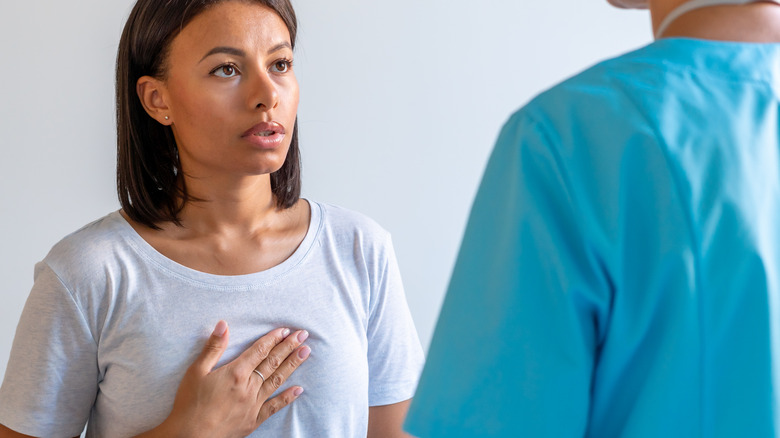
[0,200,424,438]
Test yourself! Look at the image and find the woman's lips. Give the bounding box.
[242,121,286,149]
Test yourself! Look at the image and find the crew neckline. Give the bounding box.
[110,199,323,289]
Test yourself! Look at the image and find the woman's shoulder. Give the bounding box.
[43,211,133,277]
[308,200,392,246]
[311,200,390,235]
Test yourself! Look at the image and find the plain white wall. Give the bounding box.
[0,1,650,381]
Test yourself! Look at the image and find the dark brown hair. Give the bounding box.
[116,0,300,229]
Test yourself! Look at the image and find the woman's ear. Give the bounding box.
[137,76,172,125]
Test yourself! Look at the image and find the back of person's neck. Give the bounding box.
[652,3,780,42]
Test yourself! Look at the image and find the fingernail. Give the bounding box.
[297,330,309,343]
[212,320,227,338]
[294,387,304,397]
[298,345,311,359]
[282,328,291,338]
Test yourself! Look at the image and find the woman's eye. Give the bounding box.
[271,60,291,73]
[212,64,239,78]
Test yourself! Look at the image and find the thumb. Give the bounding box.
[194,320,230,374]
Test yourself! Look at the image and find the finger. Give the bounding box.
[254,330,309,384]
[258,344,311,398]
[235,327,291,376]
[255,386,304,425]
[192,320,230,375]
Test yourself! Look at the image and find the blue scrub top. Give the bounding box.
[406,38,780,437]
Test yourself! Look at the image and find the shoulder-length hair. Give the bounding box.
[116,0,300,229]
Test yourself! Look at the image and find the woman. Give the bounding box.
[0,0,423,436]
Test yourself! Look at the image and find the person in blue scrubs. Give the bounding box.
[405,1,780,436]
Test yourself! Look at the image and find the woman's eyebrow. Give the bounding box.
[199,42,291,63]
[199,46,246,62]
[267,42,292,54]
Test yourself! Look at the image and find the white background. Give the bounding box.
[0,1,650,381]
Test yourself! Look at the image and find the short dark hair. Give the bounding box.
[116,0,300,229]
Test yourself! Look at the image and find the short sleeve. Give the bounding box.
[405,111,611,437]
[0,262,98,437]
[366,234,424,406]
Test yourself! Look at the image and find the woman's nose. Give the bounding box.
[248,71,279,110]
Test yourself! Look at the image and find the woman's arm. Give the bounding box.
[367,399,413,438]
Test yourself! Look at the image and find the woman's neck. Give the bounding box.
[174,174,278,236]
[122,173,310,276]
[652,2,780,42]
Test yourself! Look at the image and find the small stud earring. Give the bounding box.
[164,116,170,120]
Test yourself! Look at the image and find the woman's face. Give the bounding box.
[157,0,299,180]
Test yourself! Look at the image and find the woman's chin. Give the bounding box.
[243,162,287,177]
